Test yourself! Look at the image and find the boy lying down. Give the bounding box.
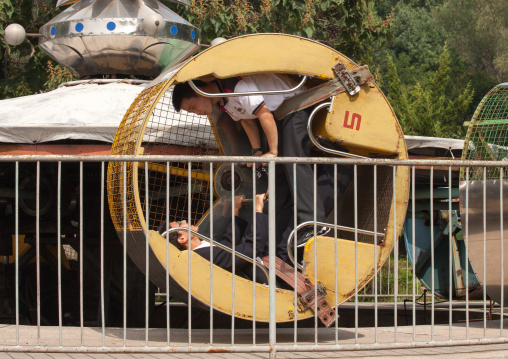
[160,194,270,284]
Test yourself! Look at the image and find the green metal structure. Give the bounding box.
[461,83,508,180]
[459,82,508,306]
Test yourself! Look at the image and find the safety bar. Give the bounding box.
[161,227,270,282]
[287,221,385,269]
[307,101,368,159]
[188,76,308,97]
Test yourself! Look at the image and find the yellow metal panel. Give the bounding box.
[325,83,401,156]
[0,235,29,264]
[303,237,377,305]
[174,34,358,82]
[149,230,313,322]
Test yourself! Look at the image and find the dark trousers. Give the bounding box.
[274,109,353,262]
[274,109,324,262]
[277,109,326,223]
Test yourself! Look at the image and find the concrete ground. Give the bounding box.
[1,315,508,359]
[1,302,507,358]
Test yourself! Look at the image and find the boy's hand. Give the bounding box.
[255,193,268,213]
[260,152,276,166]
[234,195,245,216]
[246,150,262,168]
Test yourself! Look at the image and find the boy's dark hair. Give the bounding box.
[157,220,186,251]
[172,82,198,112]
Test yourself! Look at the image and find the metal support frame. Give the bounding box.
[286,220,385,269]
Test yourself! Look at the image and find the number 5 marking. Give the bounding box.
[343,111,361,131]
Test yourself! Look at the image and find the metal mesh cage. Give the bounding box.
[107,85,220,232]
[461,84,508,180]
[338,165,394,244]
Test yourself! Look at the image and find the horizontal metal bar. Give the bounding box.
[1,337,507,353]
[409,187,460,199]
[163,227,269,282]
[138,162,210,181]
[189,76,308,97]
[0,154,505,168]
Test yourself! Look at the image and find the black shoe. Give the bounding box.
[296,226,331,247]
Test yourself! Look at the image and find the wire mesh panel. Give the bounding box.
[107,85,219,233]
[459,83,508,308]
[138,89,219,230]
[461,83,508,180]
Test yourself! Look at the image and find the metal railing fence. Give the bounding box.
[0,154,506,358]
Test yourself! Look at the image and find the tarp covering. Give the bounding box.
[405,135,464,157]
[0,82,145,144]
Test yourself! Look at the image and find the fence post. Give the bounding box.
[268,160,277,358]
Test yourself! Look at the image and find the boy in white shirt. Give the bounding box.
[172,74,330,253]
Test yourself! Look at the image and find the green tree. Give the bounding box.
[0,0,65,99]
[371,0,448,87]
[167,0,393,62]
[437,0,508,84]
[385,47,474,138]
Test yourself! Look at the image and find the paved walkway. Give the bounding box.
[1,316,508,359]
[1,346,508,359]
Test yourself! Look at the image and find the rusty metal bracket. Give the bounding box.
[333,62,361,96]
[298,282,337,328]
[299,282,327,310]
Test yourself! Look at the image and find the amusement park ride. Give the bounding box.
[0,0,506,326]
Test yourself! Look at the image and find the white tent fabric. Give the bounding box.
[0,82,145,144]
[405,135,464,151]
[405,135,464,156]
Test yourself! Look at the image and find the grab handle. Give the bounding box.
[188,75,308,97]
[307,101,368,159]
[287,221,385,270]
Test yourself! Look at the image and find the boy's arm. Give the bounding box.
[256,106,278,157]
[240,118,262,153]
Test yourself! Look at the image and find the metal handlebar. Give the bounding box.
[188,76,308,98]
[162,227,270,282]
[307,101,368,159]
[287,221,385,270]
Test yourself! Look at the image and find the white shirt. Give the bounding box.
[194,241,211,251]
[219,74,305,121]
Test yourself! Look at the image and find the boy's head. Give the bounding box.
[166,229,185,251]
[172,81,215,116]
[172,82,197,112]
[160,219,200,251]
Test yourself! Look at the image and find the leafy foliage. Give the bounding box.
[437,0,508,84]
[371,1,447,87]
[369,0,497,138]
[44,61,76,90]
[385,46,474,138]
[166,0,393,62]
[0,0,71,99]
